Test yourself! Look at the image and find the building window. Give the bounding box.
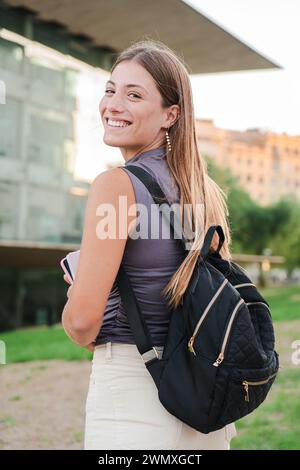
[247,175,252,182]
[0,181,18,239]
[272,146,280,170]
[0,38,24,74]
[27,107,74,170]
[0,97,20,158]
[27,187,64,242]
[28,56,78,99]
[29,56,65,96]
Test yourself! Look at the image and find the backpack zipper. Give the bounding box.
[242,372,278,401]
[188,278,229,355]
[213,298,245,367]
[213,299,271,367]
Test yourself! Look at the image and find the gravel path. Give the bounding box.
[0,360,91,450]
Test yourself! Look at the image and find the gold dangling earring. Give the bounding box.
[166,129,172,152]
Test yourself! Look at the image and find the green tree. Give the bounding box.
[270,198,300,274]
[205,156,297,283]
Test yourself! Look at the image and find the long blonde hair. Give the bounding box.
[112,40,232,308]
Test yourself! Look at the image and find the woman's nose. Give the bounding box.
[106,94,125,113]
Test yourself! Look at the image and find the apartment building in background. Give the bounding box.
[196,119,300,205]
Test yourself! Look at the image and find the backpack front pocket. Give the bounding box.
[242,372,277,402]
[217,353,279,427]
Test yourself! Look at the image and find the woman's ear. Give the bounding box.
[166,104,180,128]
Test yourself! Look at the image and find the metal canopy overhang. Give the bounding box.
[1,0,281,73]
[0,241,284,269]
[0,241,80,268]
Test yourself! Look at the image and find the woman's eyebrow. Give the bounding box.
[106,80,148,94]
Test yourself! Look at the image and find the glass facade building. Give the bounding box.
[0,36,89,330]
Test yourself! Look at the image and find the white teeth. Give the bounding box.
[107,119,131,127]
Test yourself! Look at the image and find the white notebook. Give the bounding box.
[66,250,80,280]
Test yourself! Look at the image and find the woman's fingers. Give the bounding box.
[66,285,73,299]
[85,342,96,352]
[63,274,72,285]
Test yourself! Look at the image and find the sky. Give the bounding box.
[74,0,300,181]
[188,0,300,135]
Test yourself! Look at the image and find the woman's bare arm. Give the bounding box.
[62,167,136,346]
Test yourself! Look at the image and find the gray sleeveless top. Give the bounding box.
[95,146,185,346]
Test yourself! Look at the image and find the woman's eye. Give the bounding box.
[128,92,141,99]
[104,90,140,99]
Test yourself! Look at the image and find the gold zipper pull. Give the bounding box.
[188,336,196,356]
[213,352,224,367]
[243,381,250,402]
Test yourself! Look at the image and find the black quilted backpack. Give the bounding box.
[116,165,279,434]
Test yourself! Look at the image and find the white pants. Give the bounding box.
[84,342,237,450]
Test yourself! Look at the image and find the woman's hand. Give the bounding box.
[63,274,96,351]
[63,274,73,299]
[85,341,96,352]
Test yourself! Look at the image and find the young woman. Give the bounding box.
[62,39,237,450]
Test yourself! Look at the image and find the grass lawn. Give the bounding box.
[0,284,299,450]
[0,325,92,363]
[260,285,300,321]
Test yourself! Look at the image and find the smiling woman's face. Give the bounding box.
[99,60,175,160]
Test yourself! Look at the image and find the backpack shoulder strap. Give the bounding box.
[116,164,186,361]
[123,165,225,257]
[123,164,187,252]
